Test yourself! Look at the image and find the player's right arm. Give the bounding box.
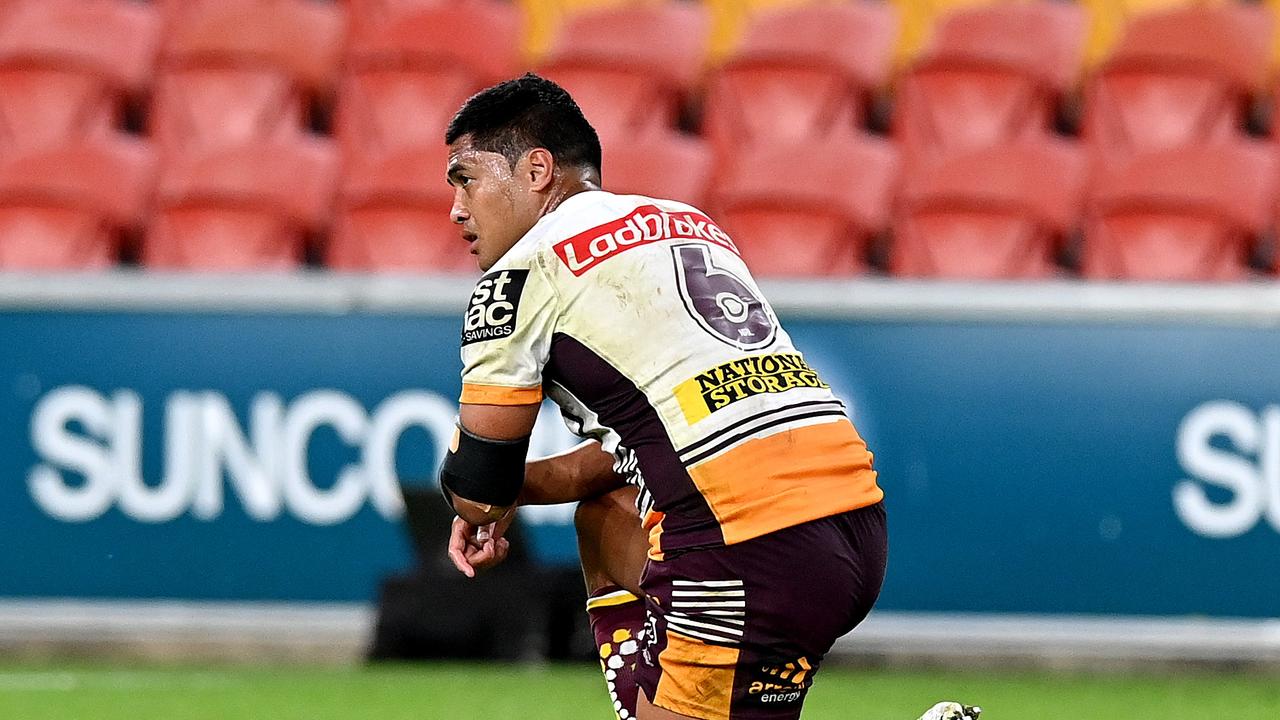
[447,440,624,577]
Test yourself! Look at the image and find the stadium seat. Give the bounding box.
[701,2,897,155]
[703,0,816,61]
[337,2,521,159]
[602,133,715,209]
[0,0,160,149]
[894,1,1087,165]
[1082,144,1277,281]
[1078,0,1210,66]
[1082,4,1271,164]
[537,3,710,144]
[712,137,899,277]
[328,145,476,273]
[152,0,345,155]
[146,140,338,271]
[517,0,662,61]
[0,140,156,270]
[893,142,1087,279]
[887,0,1007,65]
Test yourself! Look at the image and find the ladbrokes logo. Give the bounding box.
[553,205,738,276]
[461,269,529,346]
[674,354,828,423]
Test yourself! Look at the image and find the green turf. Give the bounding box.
[0,662,1277,720]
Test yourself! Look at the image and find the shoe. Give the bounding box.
[916,701,982,720]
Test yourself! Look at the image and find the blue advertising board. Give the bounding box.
[2,300,1278,617]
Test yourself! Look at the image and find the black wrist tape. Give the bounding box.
[439,424,528,509]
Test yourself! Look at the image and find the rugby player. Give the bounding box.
[438,73,978,720]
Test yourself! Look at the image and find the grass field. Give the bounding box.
[1,662,1278,720]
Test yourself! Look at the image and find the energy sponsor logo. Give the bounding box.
[674,354,829,423]
[462,269,529,346]
[748,658,812,705]
[553,204,738,276]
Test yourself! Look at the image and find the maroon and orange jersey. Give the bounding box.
[459,191,882,558]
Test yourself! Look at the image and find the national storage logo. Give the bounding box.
[674,354,829,423]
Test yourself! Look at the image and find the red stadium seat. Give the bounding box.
[146,140,338,270]
[712,137,899,277]
[0,140,156,270]
[702,2,897,155]
[537,3,710,144]
[1083,4,1271,164]
[0,0,160,149]
[894,1,1086,165]
[603,133,715,209]
[893,142,1087,279]
[329,145,476,273]
[1082,144,1276,281]
[337,2,521,159]
[152,0,345,155]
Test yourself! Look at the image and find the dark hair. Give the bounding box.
[445,73,602,173]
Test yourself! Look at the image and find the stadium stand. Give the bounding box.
[145,139,338,270]
[893,141,1087,279]
[0,0,160,150]
[0,0,1277,281]
[894,1,1087,165]
[536,2,709,145]
[1078,0,1212,66]
[0,139,155,270]
[1082,3,1272,164]
[713,136,899,276]
[888,0,1007,65]
[329,144,477,273]
[701,2,897,157]
[151,0,345,156]
[1081,143,1277,281]
[602,132,715,209]
[337,1,520,160]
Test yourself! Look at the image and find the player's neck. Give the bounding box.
[539,171,602,219]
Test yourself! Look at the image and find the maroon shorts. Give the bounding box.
[635,502,887,720]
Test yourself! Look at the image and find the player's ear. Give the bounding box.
[524,148,555,192]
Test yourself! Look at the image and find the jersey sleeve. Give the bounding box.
[458,253,559,406]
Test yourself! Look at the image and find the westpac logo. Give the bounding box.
[462,269,528,346]
[27,387,460,525]
[553,205,738,276]
[1175,401,1280,539]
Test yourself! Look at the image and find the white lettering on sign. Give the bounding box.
[26,387,462,525]
[1174,401,1280,539]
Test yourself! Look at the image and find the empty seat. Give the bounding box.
[337,2,521,159]
[893,141,1087,279]
[1082,144,1276,281]
[537,3,710,144]
[712,137,898,277]
[894,1,1087,164]
[703,0,815,61]
[702,2,897,154]
[888,0,1007,64]
[1083,4,1271,164]
[603,132,714,209]
[152,0,345,155]
[1078,0,1209,66]
[146,140,338,270]
[0,0,161,149]
[329,145,476,273]
[517,0,655,61]
[0,140,156,270]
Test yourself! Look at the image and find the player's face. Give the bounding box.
[447,138,540,271]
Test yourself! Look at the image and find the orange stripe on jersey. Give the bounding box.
[686,418,883,546]
[643,509,666,561]
[459,383,543,406]
[653,630,739,719]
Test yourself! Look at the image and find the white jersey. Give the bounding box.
[459,191,881,558]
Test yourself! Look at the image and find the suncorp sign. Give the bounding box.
[27,386,459,526]
[1175,400,1280,539]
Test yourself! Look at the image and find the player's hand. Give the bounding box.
[447,515,511,578]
